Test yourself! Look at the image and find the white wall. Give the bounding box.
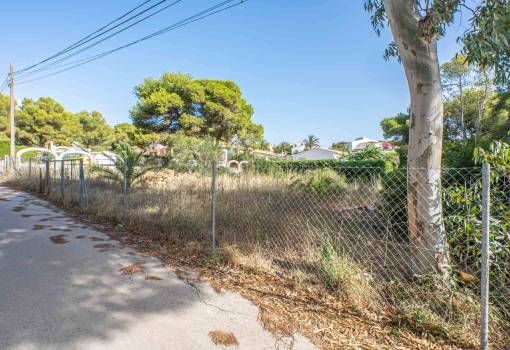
[290,149,341,161]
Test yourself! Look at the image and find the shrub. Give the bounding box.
[443,141,478,168]
[319,238,380,312]
[347,145,384,161]
[292,169,347,195]
[379,169,408,240]
[254,159,394,180]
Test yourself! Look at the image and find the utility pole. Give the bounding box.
[8,64,15,168]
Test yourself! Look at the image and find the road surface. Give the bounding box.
[0,185,315,350]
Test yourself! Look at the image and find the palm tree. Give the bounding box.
[91,144,155,191]
[303,135,320,150]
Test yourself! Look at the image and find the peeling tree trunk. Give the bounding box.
[384,0,450,276]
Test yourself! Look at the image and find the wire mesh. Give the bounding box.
[11,158,510,349]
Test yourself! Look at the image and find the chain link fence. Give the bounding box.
[10,157,510,349]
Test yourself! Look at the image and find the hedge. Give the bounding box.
[253,159,394,179]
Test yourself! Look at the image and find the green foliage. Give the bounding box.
[254,159,394,179]
[320,238,342,290]
[0,141,27,157]
[380,112,409,144]
[130,73,263,144]
[292,169,347,195]
[76,111,114,150]
[0,94,8,143]
[462,1,510,87]
[474,139,510,170]
[442,142,478,168]
[112,123,142,146]
[330,141,350,152]
[302,135,320,150]
[0,94,115,149]
[15,97,81,146]
[91,144,155,190]
[364,1,510,87]
[478,92,510,141]
[380,169,408,239]
[348,145,384,161]
[163,133,221,172]
[273,141,292,155]
[395,145,408,167]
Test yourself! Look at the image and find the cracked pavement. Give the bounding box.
[0,186,316,350]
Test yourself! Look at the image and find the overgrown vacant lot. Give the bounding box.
[10,167,510,349]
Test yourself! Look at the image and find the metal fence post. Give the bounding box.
[60,159,65,200]
[123,157,129,220]
[211,160,217,255]
[28,157,32,177]
[45,160,50,194]
[480,163,491,350]
[79,159,85,205]
[39,168,43,193]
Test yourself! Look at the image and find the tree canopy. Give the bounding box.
[303,135,320,150]
[380,112,409,144]
[130,73,263,144]
[0,94,116,150]
[0,94,9,143]
[274,141,293,155]
[365,0,510,88]
[331,141,350,152]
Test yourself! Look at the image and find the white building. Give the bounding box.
[348,137,382,152]
[289,148,344,161]
[291,141,307,154]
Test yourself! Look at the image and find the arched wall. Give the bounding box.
[16,147,59,160]
[59,150,93,160]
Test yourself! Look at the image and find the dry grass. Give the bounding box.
[219,244,274,273]
[208,330,239,347]
[145,275,163,281]
[119,263,144,275]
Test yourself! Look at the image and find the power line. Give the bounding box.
[0,75,9,94]
[17,0,185,79]
[16,0,246,85]
[15,0,180,75]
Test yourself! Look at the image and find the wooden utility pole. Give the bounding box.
[8,64,15,167]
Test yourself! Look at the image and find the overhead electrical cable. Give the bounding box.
[0,75,9,93]
[16,0,185,79]
[15,0,183,75]
[16,0,245,85]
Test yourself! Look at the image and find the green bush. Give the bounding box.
[292,169,347,195]
[442,141,478,168]
[254,159,394,180]
[380,169,408,240]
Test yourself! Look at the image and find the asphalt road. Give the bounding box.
[0,185,315,350]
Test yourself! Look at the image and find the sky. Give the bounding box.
[0,0,464,147]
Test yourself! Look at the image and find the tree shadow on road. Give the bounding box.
[0,198,200,349]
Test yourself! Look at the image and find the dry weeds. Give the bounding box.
[208,330,239,347]
[145,275,163,281]
[119,263,144,275]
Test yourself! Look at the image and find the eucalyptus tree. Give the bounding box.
[364,0,510,275]
[441,55,472,141]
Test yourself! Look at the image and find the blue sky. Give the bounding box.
[1,0,463,147]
